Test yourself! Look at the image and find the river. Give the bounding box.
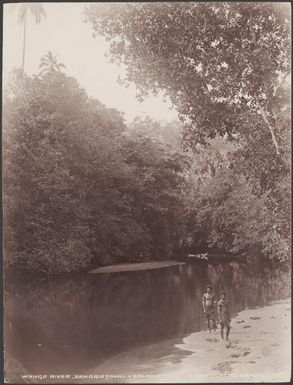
[4,261,280,382]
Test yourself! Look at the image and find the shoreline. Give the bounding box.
[89,299,291,384]
[129,299,291,383]
[5,299,291,384]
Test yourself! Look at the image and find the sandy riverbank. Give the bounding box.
[91,299,291,383]
[158,298,291,383]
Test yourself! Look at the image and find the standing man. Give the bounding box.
[217,291,231,340]
[202,285,217,333]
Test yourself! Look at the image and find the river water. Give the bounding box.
[4,261,279,381]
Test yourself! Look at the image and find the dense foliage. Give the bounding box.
[85,3,290,153]
[86,2,290,265]
[3,70,187,273]
[3,3,290,273]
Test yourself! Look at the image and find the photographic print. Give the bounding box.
[3,2,291,383]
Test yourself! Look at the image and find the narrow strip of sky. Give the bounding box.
[3,2,177,123]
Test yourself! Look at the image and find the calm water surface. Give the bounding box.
[4,261,276,380]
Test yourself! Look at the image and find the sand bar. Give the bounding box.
[88,261,185,274]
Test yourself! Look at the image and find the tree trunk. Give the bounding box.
[273,70,290,97]
[21,11,27,77]
[255,98,280,155]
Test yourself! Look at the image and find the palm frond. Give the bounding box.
[17,3,46,24]
[29,3,47,23]
[17,4,27,24]
[39,51,66,74]
[39,62,49,68]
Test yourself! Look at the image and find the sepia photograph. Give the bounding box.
[3,2,291,383]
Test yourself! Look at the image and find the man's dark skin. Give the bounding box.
[202,285,217,333]
[217,291,231,340]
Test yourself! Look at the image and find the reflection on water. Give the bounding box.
[4,261,276,380]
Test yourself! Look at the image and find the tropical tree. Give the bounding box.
[39,51,66,75]
[129,116,182,148]
[85,2,290,158]
[185,136,240,187]
[85,2,291,266]
[17,3,46,76]
[3,70,188,273]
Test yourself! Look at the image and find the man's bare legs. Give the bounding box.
[220,323,230,340]
[212,317,217,331]
[207,318,212,333]
[220,323,224,339]
[226,325,230,340]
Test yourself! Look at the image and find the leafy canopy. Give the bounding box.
[3,69,187,273]
[85,2,290,154]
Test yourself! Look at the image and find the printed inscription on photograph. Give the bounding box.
[3,2,291,384]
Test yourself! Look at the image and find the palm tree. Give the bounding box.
[17,3,46,76]
[39,51,66,75]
